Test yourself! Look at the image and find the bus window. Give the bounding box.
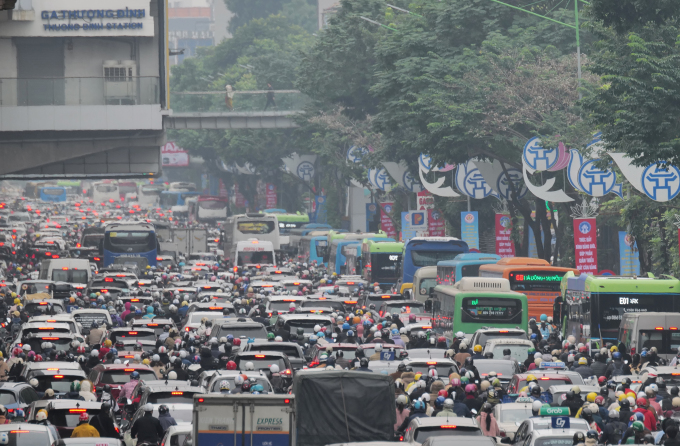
[639,330,664,351]
[51,269,89,284]
[461,296,523,324]
[105,231,155,254]
[460,264,482,277]
[238,251,273,264]
[411,250,459,267]
[371,253,402,282]
[237,221,275,234]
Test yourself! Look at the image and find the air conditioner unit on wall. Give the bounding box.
[103,60,137,104]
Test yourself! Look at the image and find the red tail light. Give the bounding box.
[54,375,64,378]
[171,391,184,395]
[69,409,87,413]
[255,355,265,358]
[124,369,135,372]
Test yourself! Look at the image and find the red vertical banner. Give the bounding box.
[417,191,435,210]
[573,218,598,273]
[379,202,397,239]
[427,209,446,237]
[234,183,245,208]
[495,214,515,258]
[265,183,277,208]
[218,179,229,197]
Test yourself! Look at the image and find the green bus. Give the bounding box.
[431,277,529,338]
[561,272,680,346]
[361,239,404,287]
[263,209,310,234]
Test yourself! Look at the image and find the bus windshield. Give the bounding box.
[371,253,402,282]
[160,193,179,207]
[237,221,276,234]
[237,251,274,265]
[599,293,678,331]
[199,200,227,210]
[105,231,155,254]
[95,184,117,193]
[411,250,460,267]
[461,296,524,325]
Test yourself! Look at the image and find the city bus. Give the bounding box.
[288,223,332,255]
[562,272,680,346]
[222,213,280,263]
[103,223,158,268]
[39,186,67,203]
[328,234,390,275]
[436,253,502,286]
[24,182,52,199]
[137,184,164,205]
[56,180,81,195]
[431,277,529,338]
[91,182,120,203]
[479,257,578,320]
[168,182,197,192]
[299,231,333,265]
[401,237,470,286]
[188,196,229,224]
[361,239,404,287]
[159,190,201,211]
[324,230,387,264]
[263,210,311,235]
[117,181,138,201]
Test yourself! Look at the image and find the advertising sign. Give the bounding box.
[495,214,514,258]
[460,211,479,250]
[380,203,397,239]
[161,142,189,167]
[265,183,277,208]
[573,218,598,273]
[315,196,327,225]
[416,191,435,210]
[427,209,445,237]
[619,231,641,275]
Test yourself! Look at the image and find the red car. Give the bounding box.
[87,364,158,402]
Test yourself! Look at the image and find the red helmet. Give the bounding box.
[226,361,237,370]
[595,396,605,406]
[438,389,448,398]
[598,376,607,385]
[438,336,446,343]
[636,397,647,407]
[233,338,241,346]
[579,345,588,353]
[35,355,43,362]
[77,346,86,354]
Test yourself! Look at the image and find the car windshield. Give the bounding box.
[213,326,267,339]
[210,377,272,392]
[498,407,533,422]
[476,331,526,347]
[25,302,64,315]
[519,378,571,391]
[302,301,344,311]
[475,361,516,379]
[414,426,482,442]
[48,410,100,427]
[109,331,155,343]
[409,363,456,378]
[101,370,157,384]
[248,345,301,358]
[387,302,424,314]
[533,437,574,446]
[34,375,79,393]
[269,301,300,312]
[235,357,287,371]
[0,430,50,446]
[287,320,331,335]
[491,344,531,363]
[0,392,16,405]
[147,392,197,404]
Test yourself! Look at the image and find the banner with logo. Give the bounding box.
[573,218,598,274]
[401,211,427,242]
[461,211,479,250]
[161,142,189,167]
[380,203,397,239]
[428,209,446,237]
[265,183,277,208]
[416,191,435,210]
[495,214,514,258]
[619,231,641,275]
[315,196,327,224]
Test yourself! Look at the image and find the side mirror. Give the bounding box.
[424,300,432,313]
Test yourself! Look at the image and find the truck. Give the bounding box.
[193,371,396,446]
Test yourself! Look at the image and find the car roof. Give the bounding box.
[525,417,589,431]
[278,314,333,321]
[235,351,286,358]
[411,417,479,428]
[548,385,601,393]
[0,382,30,390]
[485,339,534,345]
[245,340,300,347]
[31,370,86,377]
[25,361,82,370]
[404,358,454,364]
[47,400,103,410]
[424,437,495,446]
[94,364,154,371]
[475,327,526,333]
[144,384,204,392]
[0,423,50,432]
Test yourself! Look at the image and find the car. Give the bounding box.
[264,296,309,316]
[186,301,235,316]
[87,364,158,402]
[402,358,459,382]
[511,416,589,446]
[469,328,528,349]
[130,318,177,336]
[232,351,293,378]
[639,366,680,386]
[0,382,40,412]
[27,314,82,336]
[483,338,536,364]
[25,369,88,396]
[106,327,156,344]
[118,295,154,307]
[472,359,521,387]
[309,341,406,366]
[0,422,58,446]
[402,416,481,445]
[493,399,535,440]
[206,370,274,393]
[122,403,193,446]
[114,340,159,357]
[20,361,83,381]
[45,400,116,438]
[240,340,306,369]
[273,314,334,339]
[24,299,66,316]
[159,424,191,446]
[506,370,585,395]
[358,293,403,310]
[181,311,236,333]
[546,385,602,406]
[23,332,77,354]
[209,321,268,343]
[279,278,314,293]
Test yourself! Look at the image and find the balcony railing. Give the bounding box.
[169,89,308,113]
[0,77,160,106]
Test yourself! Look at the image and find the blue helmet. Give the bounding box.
[540,314,547,322]
[414,400,425,411]
[641,350,648,358]
[392,328,399,335]
[130,371,140,380]
[530,333,538,340]
[342,323,350,330]
[347,330,354,337]
[316,332,324,338]
[435,396,445,409]
[612,352,621,359]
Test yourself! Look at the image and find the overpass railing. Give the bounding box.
[169,90,308,113]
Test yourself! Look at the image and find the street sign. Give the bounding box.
[539,406,570,417]
[380,351,396,361]
[551,416,570,429]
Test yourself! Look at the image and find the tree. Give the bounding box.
[225,0,317,33]
[582,0,680,167]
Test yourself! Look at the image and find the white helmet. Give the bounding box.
[234,375,245,386]
[275,336,283,342]
[396,395,408,405]
[313,325,321,332]
[532,400,543,412]
[143,403,154,412]
[90,350,99,358]
[220,380,230,391]
[375,344,383,352]
[245,361,255,371]
[167,371,178,380]
[456,331,465,339]
[152,354,160,362]
[270,364,280,374]
[443,398,454,409]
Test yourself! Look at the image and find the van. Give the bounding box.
[39,259,91,284]
[618,312,680,360]
[405,265,437,303]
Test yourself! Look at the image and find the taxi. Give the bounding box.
[402,358,458,383]
[469,328,528,349]
[44,400,118,439]
[506,364,586,395]
[402,416,481,445]
[509,410,589,446]
[546,385,601,406]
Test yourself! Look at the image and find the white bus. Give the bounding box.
[91,182,119,203]
[234,239,276,268]
[138,184,164,205]
[222,213,280,263]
